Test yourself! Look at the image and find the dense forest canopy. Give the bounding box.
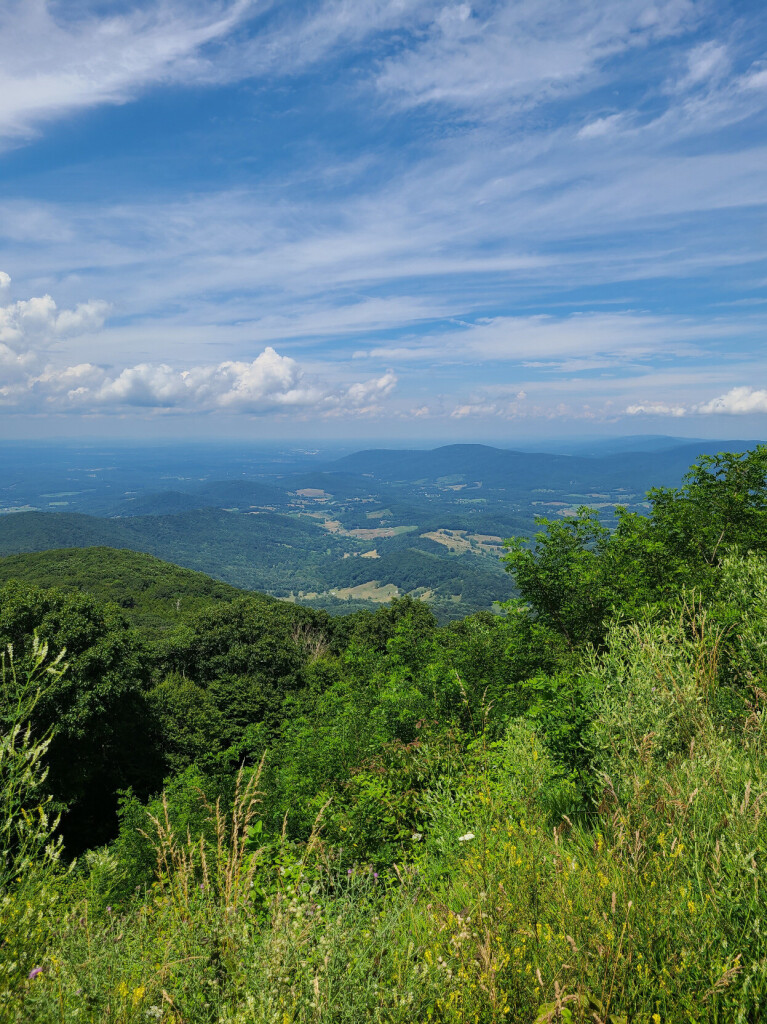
[2,446,767,1021]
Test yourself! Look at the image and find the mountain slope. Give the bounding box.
[0,546,255,632]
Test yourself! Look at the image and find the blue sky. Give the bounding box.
[1,0,766,440]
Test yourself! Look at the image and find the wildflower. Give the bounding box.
[458,833,475,842]
[412,832,423,841]
[28,967,43,981]
[373,872,379,880]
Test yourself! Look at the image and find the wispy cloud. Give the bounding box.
[375,0,698,111]
[0,0,257,143]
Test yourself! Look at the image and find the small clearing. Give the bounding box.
[321,522,417,539]
[422,529,504,554]
[294,488,330,499]
[331,582,400,601]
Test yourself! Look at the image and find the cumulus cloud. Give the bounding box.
[0,271,10,290]
[0,287,110,387]
[0,280,398,417]
[0,293,109,351]
[694,386,767,415]
[627,387,767,417]
[6,347,398,417]
[344,370,397,407]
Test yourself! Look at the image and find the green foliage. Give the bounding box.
[0,582,160,851]
[503,507,612,648]
[148,675,225,775]
[504,446,767,648]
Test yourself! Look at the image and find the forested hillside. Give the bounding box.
[2,447,767,1022]
[0,547,252,634]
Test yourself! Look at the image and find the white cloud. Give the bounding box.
[0,271,10,290]
[234,0,439,77]
[675,41,730,91]
[694,386,767,415]
[8,347,399,417]
[344,370,397,406]
[0,290,109,354]
[55,349,318,412]
[741,67,767,92]
[451,402,498,418]
[626,387,767,417]
[0,280,400,416]
[54,299,112,336]
[33,362,105,394]
[0,343,38,381]
[0,282,110,387]
[625,401,687,417]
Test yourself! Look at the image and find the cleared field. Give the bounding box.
[331,581,400,601]
[422,529,504,554]
[322,521,417,539]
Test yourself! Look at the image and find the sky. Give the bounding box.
[0,0,766,442]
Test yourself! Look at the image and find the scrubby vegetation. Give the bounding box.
[2,448,767,1022]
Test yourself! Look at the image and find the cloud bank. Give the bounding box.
[0,277,397,416]
[628,388,767,418]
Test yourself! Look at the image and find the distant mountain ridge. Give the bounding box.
[328,440,762,492]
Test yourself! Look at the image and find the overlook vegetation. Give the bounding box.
[2,447,767,1021]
